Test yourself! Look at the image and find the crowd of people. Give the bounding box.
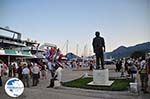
[0,47,64,88]
[0,49,150,93]
[0,60,46,87]
[65,59,95,70]
[115,55,150,93]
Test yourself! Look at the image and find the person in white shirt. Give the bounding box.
[32,63,40,86]
[22,64,30,87]
[47,65,63,88]
[139,57,149,93]
[54,66,63,83]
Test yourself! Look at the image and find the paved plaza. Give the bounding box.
[0,65,150,99]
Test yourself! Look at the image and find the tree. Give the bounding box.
[131,51,145,59]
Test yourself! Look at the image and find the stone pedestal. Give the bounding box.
[88,69,114,86]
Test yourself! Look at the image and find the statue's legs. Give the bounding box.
[96,55,100,69]
[100,53,104,69]
[96,52,104,70]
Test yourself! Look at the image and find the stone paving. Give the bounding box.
[0,65,150,99]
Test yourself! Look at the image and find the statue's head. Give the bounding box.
[95,31,100,37]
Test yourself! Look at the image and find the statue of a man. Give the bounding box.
[92,31,105,69]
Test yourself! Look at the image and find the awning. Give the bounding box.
[23,53,45,59]
[0,49,33,57]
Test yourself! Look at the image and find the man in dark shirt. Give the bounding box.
[92,31,105,69]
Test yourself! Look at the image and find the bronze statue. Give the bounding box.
[92,31,105,69]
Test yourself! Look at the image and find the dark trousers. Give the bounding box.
[50,70,55,78]
[18,74,23,80]
[32,74,38,86]
[0,76,2,86]
[22,74,29,87]
[49,78,58,87]
[50,79,55,87]
[96,52,104,69]
[8,70,12,77]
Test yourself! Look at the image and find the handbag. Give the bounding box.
[54,80,61,88]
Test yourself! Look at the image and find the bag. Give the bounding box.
[54,80,61,88]
[130,82,138,93]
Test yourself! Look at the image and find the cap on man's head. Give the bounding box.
[95,31,100,37]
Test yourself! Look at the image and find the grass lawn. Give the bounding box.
[63,77,131,91]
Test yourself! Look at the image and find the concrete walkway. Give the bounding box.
[0,65,150,99]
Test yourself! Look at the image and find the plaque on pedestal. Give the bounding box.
[88,69,114,86]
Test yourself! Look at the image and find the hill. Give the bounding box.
[105,42,150,59]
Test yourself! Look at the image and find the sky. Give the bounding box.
[0,0,150,56]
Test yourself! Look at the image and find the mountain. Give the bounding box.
[105,42,150,59]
